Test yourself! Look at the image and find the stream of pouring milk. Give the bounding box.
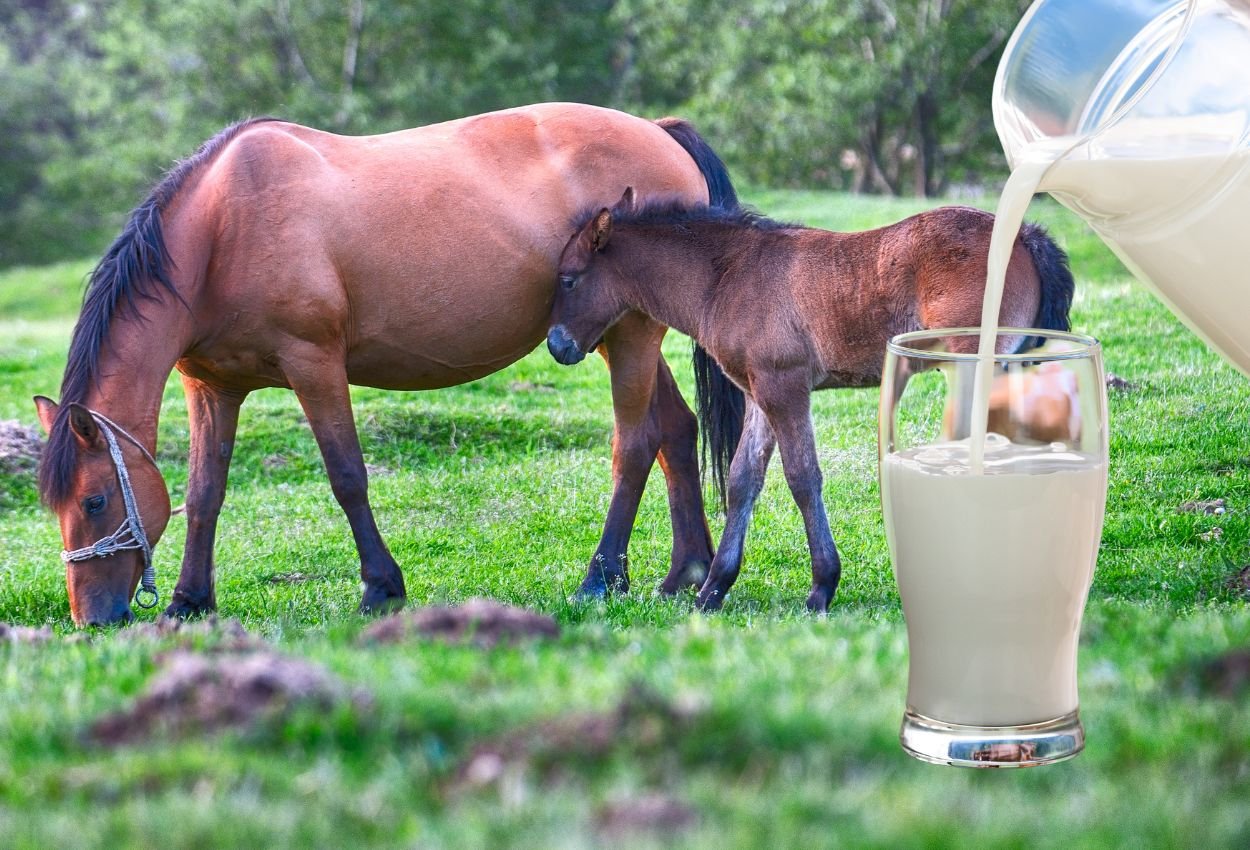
[967,151,1059,473]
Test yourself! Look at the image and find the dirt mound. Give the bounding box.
[0,622,54,643]
[1105,374,1139,392]
[595,795,699,839]
[0,421,43,475]
[124,615,263,651]
[1196,648,1250,698]
[89,649,364,745]
[360,599,559,647]
[455,684,698,793]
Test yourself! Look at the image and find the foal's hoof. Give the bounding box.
[658,561,710,596]
[805,587,834,613]
[694,587,726,612]
[360,586,406,616]
[573,558,629,601]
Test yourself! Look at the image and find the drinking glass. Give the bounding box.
[879,328,1108,767]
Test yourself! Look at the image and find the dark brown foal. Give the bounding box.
[547,192,1074,611]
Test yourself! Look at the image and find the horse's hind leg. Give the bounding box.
[654,357,715,595]
[756,378,841,612]
[165,376,246,618]
[283,347,406,614]
[695,400,775,611]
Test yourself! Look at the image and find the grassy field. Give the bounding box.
[0,190,1247,848]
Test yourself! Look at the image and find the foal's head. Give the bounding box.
[547,188,637,366]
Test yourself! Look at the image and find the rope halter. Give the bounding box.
[58,411,160,609]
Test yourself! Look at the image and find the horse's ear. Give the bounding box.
[614,186,636,213]
[591,208,613,252]
[33,396,59,435]
[66,402,101,449]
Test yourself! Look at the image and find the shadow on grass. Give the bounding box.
[359,407,611,465]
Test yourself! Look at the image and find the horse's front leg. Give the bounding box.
[756,379,842,612]
[695,400,775,611]
[166,376,247,618]
[282,346,406,614]
[654,355,715,595]
[575,314,665,598]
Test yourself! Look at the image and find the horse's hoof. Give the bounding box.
[163,594,216,620]
[360,587,406,616]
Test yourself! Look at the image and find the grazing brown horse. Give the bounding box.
[547,192,1075,611]
[35,103,742,627]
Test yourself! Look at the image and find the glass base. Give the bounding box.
[900,708,1084,768]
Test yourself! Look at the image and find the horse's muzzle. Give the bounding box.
[547,326,586,365]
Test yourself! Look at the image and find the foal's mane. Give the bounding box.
[572,200,797,236]
[39,116,280,508]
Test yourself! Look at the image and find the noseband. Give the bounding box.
[58,411,160,609]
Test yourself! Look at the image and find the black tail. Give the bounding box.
[1020,222,1075,348]
[656,117,744,510]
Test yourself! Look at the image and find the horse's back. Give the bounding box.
[175,104,709,390]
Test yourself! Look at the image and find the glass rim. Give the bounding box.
[885,328,1101,363]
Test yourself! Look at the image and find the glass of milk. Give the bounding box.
[879,328,1108,767]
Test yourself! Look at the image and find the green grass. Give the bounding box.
[0,190,1247,848]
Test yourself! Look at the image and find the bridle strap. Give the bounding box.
[59,411,159,609]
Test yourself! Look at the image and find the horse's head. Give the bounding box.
[34,397,172,627]
[547,187,637,366]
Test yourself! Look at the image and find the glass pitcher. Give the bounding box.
[994,0,1250,374]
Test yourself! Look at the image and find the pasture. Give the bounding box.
[1,190,1248,847]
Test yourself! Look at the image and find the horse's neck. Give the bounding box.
[615,228,719,338]
[81,308,191,453]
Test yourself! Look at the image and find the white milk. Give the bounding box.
[1043,149,1250,375]
[882,436,1107,726]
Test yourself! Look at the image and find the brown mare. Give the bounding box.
[547,192,1075,611]
[35,103,742,627]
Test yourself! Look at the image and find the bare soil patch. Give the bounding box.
[1178,498,1226,515]
[454,685,699,793]
[360,599,559,648]
[1227,564,1250,597]
[0,420,43,475]
[89,649,366,746]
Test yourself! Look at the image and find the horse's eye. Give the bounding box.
[83,495,106,515]
[559,274,577,291]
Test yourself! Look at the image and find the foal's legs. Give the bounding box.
[577,313,714,598]
[695,400,776,611]
[165,376,246,618]
[757,380,842,612]
[282,346,407,613]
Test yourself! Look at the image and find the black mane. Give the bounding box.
[571,199,798,236]
[38,116,280,508]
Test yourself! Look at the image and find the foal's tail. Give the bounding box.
[656,117,744,510]
[1020,222,1076,348]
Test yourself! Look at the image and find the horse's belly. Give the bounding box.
[343,311,547,390]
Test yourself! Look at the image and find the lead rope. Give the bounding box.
[58,412,159,609]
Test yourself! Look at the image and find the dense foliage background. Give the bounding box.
[0,0,1029,267]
